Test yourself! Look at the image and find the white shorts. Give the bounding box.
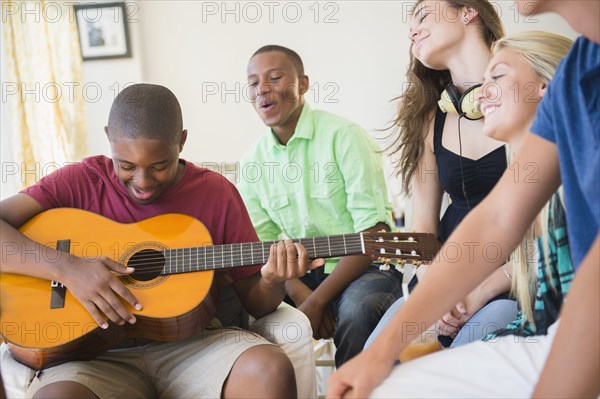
[371,321,560,398]
[26,324,271,398]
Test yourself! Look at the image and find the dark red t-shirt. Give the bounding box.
[22,156,261,281]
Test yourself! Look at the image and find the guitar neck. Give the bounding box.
[161,233,365,274]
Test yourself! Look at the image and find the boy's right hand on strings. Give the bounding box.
[60,256,142,329]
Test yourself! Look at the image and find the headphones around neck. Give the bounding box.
[437,83,483,120]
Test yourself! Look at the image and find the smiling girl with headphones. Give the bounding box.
[366,0,517,350]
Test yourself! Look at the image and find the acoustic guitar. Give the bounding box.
[0,208,440,369]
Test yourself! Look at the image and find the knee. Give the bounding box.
[261,346,295,382]
[227,345,296,398]
[248,346,294,381]
[33,381,98,399]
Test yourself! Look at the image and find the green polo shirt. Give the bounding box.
[238,103,394,273]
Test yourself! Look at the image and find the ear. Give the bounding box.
[538,82,548,99]
[463,6,478,24]
[299,74,309,96]
[179,129,188,152]
[104,126,110,138]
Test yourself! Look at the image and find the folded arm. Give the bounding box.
[437,263,512,336]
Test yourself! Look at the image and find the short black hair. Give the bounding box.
[107,84,183,143]
[251,45,305,76]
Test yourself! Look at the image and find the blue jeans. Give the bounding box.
[364,296,518,349]
[449,298,518,346]
[289,264,407,367]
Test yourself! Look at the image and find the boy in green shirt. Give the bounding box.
[237,45,405,366]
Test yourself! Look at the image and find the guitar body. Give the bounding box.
[1,209,218,369]
[1,208,441,370]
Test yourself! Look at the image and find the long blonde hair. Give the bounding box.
[387,0,504,194]
[495,31,573,323]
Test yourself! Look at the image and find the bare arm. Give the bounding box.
[437,263,512,336]
[468,263,512,305]
[1,194,49,277]
[234,240,324,319]
[327,133,561,399]
[532,233,600,398]
[234,273,284,319]
[305,222,390,307]
[469,263,512,302]
[410,115,444,235]
[285,278,313,305]
[409,119,443,282]
[293,222,389,338]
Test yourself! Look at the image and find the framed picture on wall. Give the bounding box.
[74,2,132,61]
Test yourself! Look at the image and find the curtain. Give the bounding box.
[3,0,87,189]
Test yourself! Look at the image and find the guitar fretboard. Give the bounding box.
[160,234,364,274]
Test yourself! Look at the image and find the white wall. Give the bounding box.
[136,1,411,164]
[132,0,577,210]
[80,0,144,157]
[134,1,577,164]
[0,1,578,200]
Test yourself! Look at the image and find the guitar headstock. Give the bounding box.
[362,232,441,266]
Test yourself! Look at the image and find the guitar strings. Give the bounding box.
[98,233,427,273]
[104,241,424,274]
[116,242,366,273]
[123,236,366,270]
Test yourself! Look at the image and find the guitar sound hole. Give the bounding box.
[128,249,164,281]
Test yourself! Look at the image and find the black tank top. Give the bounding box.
[433,108,507,243]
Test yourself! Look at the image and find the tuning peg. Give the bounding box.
[378,257,391,271]
[396,249,402,255]
[394,258,406,271]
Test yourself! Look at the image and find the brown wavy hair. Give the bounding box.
[387,0,504,194]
